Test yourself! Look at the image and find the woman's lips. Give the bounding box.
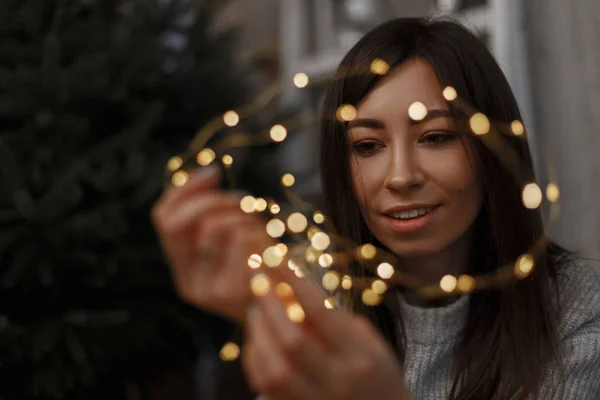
[382,205,440,233]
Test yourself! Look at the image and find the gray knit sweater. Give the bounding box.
[400,263,600,400]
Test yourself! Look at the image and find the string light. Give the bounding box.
[247,254,262,269]
[359,244,377,260]
[263,246,284,267]
[515,254,535,278]
[469,113,490,135]
[336,104,357,122]
[223,110,239,127]
[322,271,340,291]
[511,120,525,136]
[324,297,336,309]
[220,342,240,361]
[222,154,233,167]
[440,275,458,293]
[313,211,325,224]
[522,183,543,209]
[197,148,216,166]
[288,259,298,271]
[408,101,427,121]
[255,198,268,212]
[275,282,294,298]
[287,212,308,233]
[270,124,287,142]
[167,156,183,171]
[443,86,458,101]
[293,73,309,88]
[318,253,333,268]
[286,302,305,323]
[250,274,270,297]
[371,279,387,295]
[310,232,331,251]
[377,262,394,279]
[269,203,281,214]
[546,183,560,203]
[240,195,257,213]
[341,275,353,290]
[370,58,390,75]
[305,246,319,263]
[171,170,189,187]
[457,275,475,292]
[275,243,288,256]
[281,173,295,187]
[362,289,381,306]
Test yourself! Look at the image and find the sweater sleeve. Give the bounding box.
[539,263,600,400]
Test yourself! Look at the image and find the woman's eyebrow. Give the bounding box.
[346,118,386,130]
[409,108,452,125]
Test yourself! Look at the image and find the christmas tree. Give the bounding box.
[0,0,245,398]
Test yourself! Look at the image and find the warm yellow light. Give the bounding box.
[336,104,357,122]
[305,247,318,263]
[281,173,295,187]
[255,198,268,212]
[371,279,387,295]
[443,86,458,101]
[219,342,240,361]
[275,282,294,298]
[313,211,325,224]
[270,124,287,142]
[269,203,281,214]
[293,73,309,88]
[223,110,239,127]
[167,156,183,172]
[341,275,353,290]
[546,183,560,203]
[197,148,216,166]
[362,289,381,306]
[324,297,336,309]
[440,275,457,293]
[250,274,270,297]
[469,113,490,135]
[275,243,288,256]
[263,246,284,268]
[286,302,305,323]
[322,271,340,291]
[457,275,475,292]
[240,195,257,213]
[311,232,331,251]
[515,254,535,278]
[287,212,308,233]
[377,262,394,279]
[294,268,305,278]
[247,254,262,269]
[359,244,377,260]
[318,253,333,268]
[522,183,543,209]
[171,170,189,187]
[222,154,233,167]
[408,101,428,121]
[288,259,299,271]
[370,58,390,75]
[511,120,525,136]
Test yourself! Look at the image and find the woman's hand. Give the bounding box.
[242,268,413,400]
[151,165,272,322]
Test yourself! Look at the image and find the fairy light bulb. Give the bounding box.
[336,104,357,122]
[311,232,331,251]
[287,213,308,233]
[197,148,216,166]
[515,254,535,278]
[457,275,475,292]
[443,86,458,101]
[293,73,309,88]
[469,113,490,135]
[270,124,287,142]
[220,342,240,361]
[408,102,427,121]
[370,58,390,75]
[288,259,298,271]
[359,244,377,260]
[313,211,325,224]
[275,243,288,256]
[377,262,394,279]
[305,247,318,263]
[263,246,284,267]
[247,254,262,269]
[281,173,295,187]
[269,203,281,214]
[440,275,457,293]
[223,110,239,127]
[167,156,183,171]
[371,279,387,295]
[322,271,340,291]
[255,198,268,212]
[294,268,305,278]
[222,154,233,167]
[171,170,189,187]
[240,195,257,213]
[522,183,543,209]
[362,289,381,306]
[275,282,294,298]
[250,274,270,297]
[341,275,353,290]
[287,302,305,323]
[318,253,333,268]
[546,183,560,203]
[511,120,525,136]
[324,297,336,309]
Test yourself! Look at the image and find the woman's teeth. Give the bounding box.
[392,207,434,220]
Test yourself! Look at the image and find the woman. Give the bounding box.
[152,18,600,399]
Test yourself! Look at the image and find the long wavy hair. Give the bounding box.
[320,17,571,400]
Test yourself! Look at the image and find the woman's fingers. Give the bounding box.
[242,306,320,400]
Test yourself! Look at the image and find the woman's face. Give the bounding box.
[349,58,482,259]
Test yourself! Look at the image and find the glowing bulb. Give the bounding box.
[288,259,298,271]
[263,246,284,267]
[546,183,560,203]
[167,156,183,171]
[324,297,336,309]
[305,247,318,263]
[457,275,475,292]
[247,254,262,269]
[255,198,268,212]
[275,243,288,256]
[370,58,390,75]
[336,104,357,122]
[270,203,281,214]
[240,195,257,213]
[287,213,308,233]
[222,154,233,167]
[307,226,321,241]
[197,148,216,166]
[220,342,240,361]
[322,271,340,291]
[294,268,305,278]
[281,173,295,187]
[318,253,333,268]
[313,211,325,224]
[250,274,270,297]
[515,254,535,278]
[377,262,394,279]
[371,279,387,295]
[359,244,377,260]
[223,110,239,127]
[440,275,457,293]
[408,102,427,121]
[275,282,294,298]
[171,170,189,187]
[270,124,287,142]
[293,73,309,88]
[443,86,458,101]
[362,289,381,306]
[469,113,490,135]
[311,232,331,251]
[287,302,305,323]
[341,275,353,290]
[522,183,543,209]
[511,120,525,136]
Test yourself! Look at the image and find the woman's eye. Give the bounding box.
[421,132,457,145]
[352,141,382,154]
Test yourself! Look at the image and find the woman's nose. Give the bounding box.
[383,148,426,192]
